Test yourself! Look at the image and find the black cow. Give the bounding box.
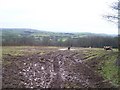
[68,47,71,50]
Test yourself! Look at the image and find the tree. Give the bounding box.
[104,2,120,85]
[104,0,120,50]
[104,0,119,23]
[42,37,50,46]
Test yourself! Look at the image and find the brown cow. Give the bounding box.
[104,46,112,51]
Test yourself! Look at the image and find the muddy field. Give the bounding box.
[2,46,118,88]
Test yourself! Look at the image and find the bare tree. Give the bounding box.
[104,0,119,36]
[104,0,120,24]
[104,0,120,67]
[106,0,120,50]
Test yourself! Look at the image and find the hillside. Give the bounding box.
[1,28,118,48]
[1,28,116,37]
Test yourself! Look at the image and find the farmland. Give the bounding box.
[2,46,119,88]
[1,28,118,48]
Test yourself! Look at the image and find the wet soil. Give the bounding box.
[2,50,114,88]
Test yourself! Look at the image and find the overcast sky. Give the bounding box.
[0,0,118,34]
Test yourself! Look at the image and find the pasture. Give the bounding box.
[2,46,119,88]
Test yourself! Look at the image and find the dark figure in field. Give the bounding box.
[68,45,72,50]
[68,47,71,50]
[104,46,112,51]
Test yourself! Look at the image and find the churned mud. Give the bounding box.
[2,50,113,88]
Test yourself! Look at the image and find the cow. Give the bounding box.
[68,45,72,50]
[104,46,112,51]
[89,46,92,48]
[68,46,71,50]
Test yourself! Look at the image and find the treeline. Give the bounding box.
[2,32,118,48]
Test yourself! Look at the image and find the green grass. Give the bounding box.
[82,48,119,87]
[82,48,107,60]
[99,52,120,87]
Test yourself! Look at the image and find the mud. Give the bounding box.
[2,50,113,88]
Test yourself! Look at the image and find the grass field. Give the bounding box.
[80,48,119,87]
[2,46,120,88]
[2,46,60,56]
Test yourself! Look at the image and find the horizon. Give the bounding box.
[1,28,118,35]
[0,0,118,34]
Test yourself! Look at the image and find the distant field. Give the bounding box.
[2,46,61,56]
[2,46,120,88]
[2,46,118,56]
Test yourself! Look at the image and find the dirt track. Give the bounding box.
[2,50,113,88]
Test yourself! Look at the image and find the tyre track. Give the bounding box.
[2,50,113,88]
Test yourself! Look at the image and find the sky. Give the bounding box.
[0,0,118,34]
